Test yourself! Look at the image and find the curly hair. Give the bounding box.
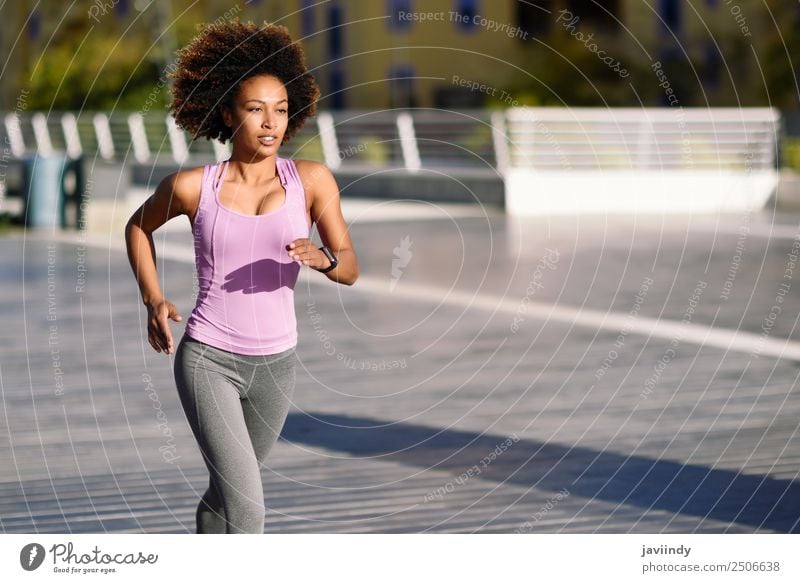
[167,19,320,144]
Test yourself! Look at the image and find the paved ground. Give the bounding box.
[1,201,799,533]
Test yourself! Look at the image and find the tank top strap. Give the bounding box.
[196,163,212,214]
[277,157,303,209]
[200,159,229,211]
[213,159,229,192]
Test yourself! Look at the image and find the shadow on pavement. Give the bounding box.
[282,412,800,533]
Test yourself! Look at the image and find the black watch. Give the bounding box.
[318,246,338,273]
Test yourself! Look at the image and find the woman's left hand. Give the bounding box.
[287,238,331,271]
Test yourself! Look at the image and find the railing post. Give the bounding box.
[4,112,25,157]
[166,115,189,164]
[93,113,115,160]
[317,111,340,170]
[32,112,53,156]
[128,113,150,163]
[61,113,82,159]
[397,111,420,172]
[491,110,510,175]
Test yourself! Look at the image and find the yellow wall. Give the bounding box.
[0,0,785,109]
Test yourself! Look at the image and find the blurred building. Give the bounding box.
[1,0,797,110]
[244,0,795,109]
[225,0,765,109]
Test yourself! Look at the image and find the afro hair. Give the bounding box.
[167,19,320,144]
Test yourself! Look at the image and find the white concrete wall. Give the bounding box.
[506,169,779,215]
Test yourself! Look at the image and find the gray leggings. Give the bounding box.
[173,333,296,533]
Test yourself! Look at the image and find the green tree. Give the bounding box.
[760,0,800,109]
[25,19,165,111]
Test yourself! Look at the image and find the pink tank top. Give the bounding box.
[184,157,310,355]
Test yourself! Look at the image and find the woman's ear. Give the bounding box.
[219,104,231,128]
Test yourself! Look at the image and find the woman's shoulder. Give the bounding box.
[291,158,327,173]
[290,158,334,192]
[154,165,205,215]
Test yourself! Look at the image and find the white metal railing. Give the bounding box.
[0,107,780,214]
[0,109,500,170]
[1,108,775,173]
[0,107,782,215]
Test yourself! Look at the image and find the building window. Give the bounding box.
[388,64,416,108]
[301,0,315,38]
[388,0,413,31]
[27,9,40,40]
[328,3,343,58]
[703,42,720,90]
[566,0,620,32]
[659,0,682,34]
[516,0,553,38]
[329,68,345,109]
[656,47,691,104]
[114,0,129,17]
[454,0,478,31]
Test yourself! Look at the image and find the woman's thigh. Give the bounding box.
[173,335,261,480]
[241,347,297,463]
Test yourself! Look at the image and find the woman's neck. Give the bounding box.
[225,152,279,186]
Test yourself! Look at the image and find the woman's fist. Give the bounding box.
[287,238,331,271]
[146,299,182,354]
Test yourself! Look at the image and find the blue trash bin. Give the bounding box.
[23,153,68,229]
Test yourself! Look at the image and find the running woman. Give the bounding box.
[124,20,358,533]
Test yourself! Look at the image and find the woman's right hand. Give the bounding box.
[146,299,183,354]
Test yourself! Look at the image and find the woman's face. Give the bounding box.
[221,74,289,156]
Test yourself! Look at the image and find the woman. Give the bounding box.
[124,20,358,533]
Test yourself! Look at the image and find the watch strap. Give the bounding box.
[318,246,338,273]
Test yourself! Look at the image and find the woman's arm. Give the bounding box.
[124,170,198,353]
[290,160,359,285]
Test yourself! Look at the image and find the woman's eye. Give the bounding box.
[277,109,287,114]
[249,108,261,112]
